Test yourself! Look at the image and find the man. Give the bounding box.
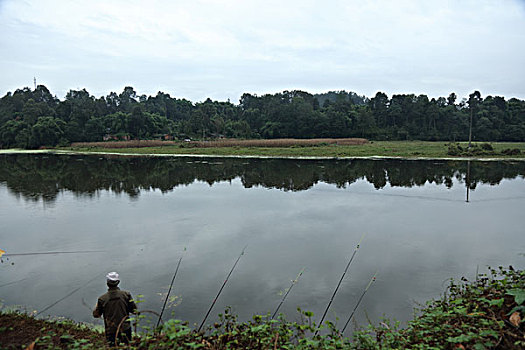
[93,272,137,346]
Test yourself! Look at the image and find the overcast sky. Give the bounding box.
[1,0,524,103]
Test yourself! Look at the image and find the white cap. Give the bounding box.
[106,272,120,281]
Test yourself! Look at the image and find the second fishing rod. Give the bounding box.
[315,233,366,334]
[156,248,186,329]
[197,245,247,332]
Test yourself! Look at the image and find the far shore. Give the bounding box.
[1,140,525,161]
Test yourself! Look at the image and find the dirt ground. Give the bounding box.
[0,312,106,349]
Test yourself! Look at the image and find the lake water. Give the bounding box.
[1,154,524,333]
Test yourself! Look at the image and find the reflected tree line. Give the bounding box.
[0,154,524,202]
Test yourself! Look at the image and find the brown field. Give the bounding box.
[71,138,368,149]
[71,140,177,148]
[192,138,368,147]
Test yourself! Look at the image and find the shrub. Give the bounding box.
[446,143,463,156]
[502,148,521,156]
[480,143,494,151]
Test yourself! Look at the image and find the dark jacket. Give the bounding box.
[93,286,137,336]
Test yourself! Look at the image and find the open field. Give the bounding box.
[61,140,525,159]
[70,138,368,149]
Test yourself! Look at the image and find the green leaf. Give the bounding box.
[479,329,498,338]
[447,333,474,343]
[507,289,525,305]
[487,298,504,307]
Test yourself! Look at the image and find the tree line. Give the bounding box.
[0,85,524,148]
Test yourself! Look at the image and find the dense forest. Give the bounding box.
[0,85,524,148]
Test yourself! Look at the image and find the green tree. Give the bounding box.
[31,116,66,147]
[369,92,389,128]
[128,106,146,138]
[21,98,53,125]
[57,89,96,141]
[354,107,376,138]
[118,86,138,113]
[84,117,106,141]
[447,92,457,106]
[0,119,31,148]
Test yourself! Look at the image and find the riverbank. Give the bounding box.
[63,140,525,160]
[2,267,523,349]
[0,312,106,349]
[2,141,525,160]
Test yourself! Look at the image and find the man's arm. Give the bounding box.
[128,293,138,314]
[92,299,103,318]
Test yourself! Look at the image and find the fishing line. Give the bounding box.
[353,190,461,203]
[4,250,105,257]
[0,277,30,288]
[316,233,366,334]
[81,298,92,312]
[197,245,247,332]
[36,272,101,316]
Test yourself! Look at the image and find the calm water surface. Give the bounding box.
[1,154,524,333]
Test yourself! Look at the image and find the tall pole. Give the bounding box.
[156,253,184,329]
[341,271,377,334]
[198,245,247,332]
[316,233,366,334]
[468,108,473,150]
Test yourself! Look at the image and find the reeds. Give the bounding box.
[71,140,177,148]
[192,138,368,148]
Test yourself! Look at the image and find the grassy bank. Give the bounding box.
[60,140,525,159]
[2,267,523,349]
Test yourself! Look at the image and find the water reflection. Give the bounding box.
[1,154,524,331]
[466,161,471,202]
[1,154,524,202]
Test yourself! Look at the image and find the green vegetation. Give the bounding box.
[353,267,525,349]
[1,85,524,149]
[2,267,523,349]
[447,142,523,157]
[63,141,525,159]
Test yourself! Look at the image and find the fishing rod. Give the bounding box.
[316,233,366,334]
[156,251,185,329]
[36,272,101,316]
[341,271,377,334]
[271,268,305,319]
[197,245,247,332]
